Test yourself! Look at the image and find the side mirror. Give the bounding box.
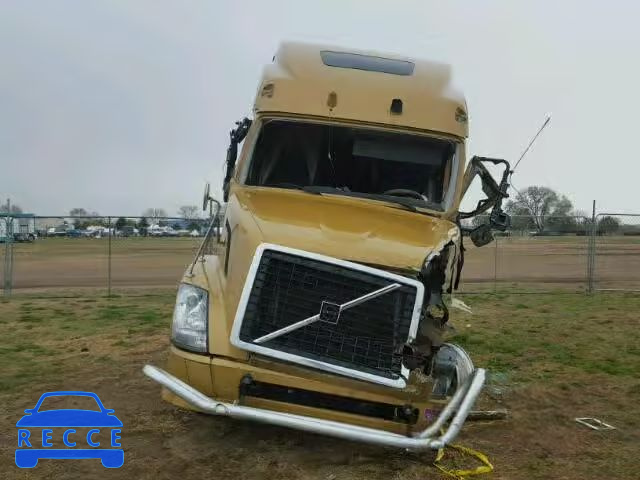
[202,183,221,218]
[24,409,34,414]
[202,182,222,244]
[489,209,510,232]
[469,224,494,247]
[202,182,212,212]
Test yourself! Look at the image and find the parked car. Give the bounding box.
[13,232,36,242]
[47,226,69,237]
[148,226,178,237]
[117,226,139,237]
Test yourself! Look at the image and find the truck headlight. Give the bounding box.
[171,284,208,353]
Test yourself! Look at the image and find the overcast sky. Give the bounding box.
[1,1,638,216]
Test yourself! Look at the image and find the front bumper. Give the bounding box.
[143,364,485,450]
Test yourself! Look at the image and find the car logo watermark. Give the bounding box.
[15,391,123,468]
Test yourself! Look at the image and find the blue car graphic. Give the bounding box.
[16,391,123,468]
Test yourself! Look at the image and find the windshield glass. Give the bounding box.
[245,120,457,210]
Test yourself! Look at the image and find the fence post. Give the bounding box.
[493,235,499,293]
[587,200,596,294]
[107,216,112,297]
[3,215,14,297]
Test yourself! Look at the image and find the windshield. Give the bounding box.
[245,120,457,211]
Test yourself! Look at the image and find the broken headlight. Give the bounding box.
[171,283,208,353]
[431,343,474,398]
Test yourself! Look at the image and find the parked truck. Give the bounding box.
[0,214,36,243]
[144,42,511,450]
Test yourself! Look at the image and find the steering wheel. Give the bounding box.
[382,189,428,201]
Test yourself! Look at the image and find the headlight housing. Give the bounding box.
[171,283,208,353]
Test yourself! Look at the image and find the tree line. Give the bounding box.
[1,203,205,220]
[0,204,209,233]
[64,206,208,232]
[2,192,626,236]
[1,202,227,234]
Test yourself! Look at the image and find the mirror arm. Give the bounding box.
[459,157,510,211]
[187,200,221,277]
[459,156,512,231]
[488,158,513,231]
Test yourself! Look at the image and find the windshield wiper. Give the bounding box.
[302,186,437,217]
[366,194,421,214]
[301,185,350,195]
[265,182,303,190]
[264,184,436,217]
[263,183,326,195]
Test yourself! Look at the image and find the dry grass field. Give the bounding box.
[1,236,639,478]
[2,237,201,292]
[1,292,639,479]
[463,235,640,291]
[2,235,639,294]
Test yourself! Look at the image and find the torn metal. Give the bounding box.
[402,225,469,382]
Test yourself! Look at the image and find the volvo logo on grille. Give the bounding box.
[319,301,341,325]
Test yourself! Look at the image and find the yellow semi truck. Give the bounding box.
[144,42,511,450]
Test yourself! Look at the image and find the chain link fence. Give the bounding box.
[2,216,215,297]
[1,213,639,297]
[591,214,640,292]
[460,215,592,293]
[1,216,11,294]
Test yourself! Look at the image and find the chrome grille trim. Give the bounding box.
[229,243,424,389]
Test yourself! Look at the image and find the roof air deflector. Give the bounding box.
[320,51,414,76]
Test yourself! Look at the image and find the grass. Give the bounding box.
[449,293,640,381]
[0,295,174,392]
[0,292,638,479]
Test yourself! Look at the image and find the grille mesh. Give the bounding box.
[238,250,418,380]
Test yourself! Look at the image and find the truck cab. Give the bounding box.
[144,42,509,450]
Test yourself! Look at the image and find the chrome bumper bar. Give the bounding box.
[143,364,485,450]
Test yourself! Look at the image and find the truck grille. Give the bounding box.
[235,247,421,385]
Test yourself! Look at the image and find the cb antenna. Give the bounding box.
[512,115,551,173]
